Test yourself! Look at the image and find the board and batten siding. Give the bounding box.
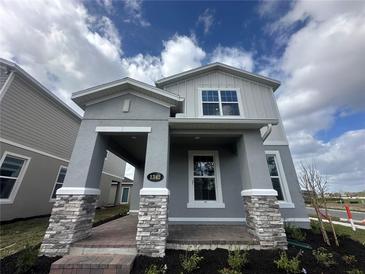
[0,73,80,160]
[163,70,278,119]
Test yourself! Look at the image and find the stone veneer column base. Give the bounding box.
[136,194,168,257]
[39,194,97,257]
[243,195,287,249]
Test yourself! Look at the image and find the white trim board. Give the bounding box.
[241,189,278,196]
[0,138,70,163]
[102,171,123,179]
[95,126,151,133]
[0,71,15,102]
[169,217,246,222]
[56,187,100,196]
[140,188,170,195]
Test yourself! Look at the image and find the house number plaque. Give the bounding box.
[147,172,164,182]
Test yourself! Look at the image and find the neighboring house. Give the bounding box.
[40,62,309,258]
[0,59,129,221]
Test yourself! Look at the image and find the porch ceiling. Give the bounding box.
[105,133,147,168]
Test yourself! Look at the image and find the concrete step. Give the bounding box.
[49,254,136,274]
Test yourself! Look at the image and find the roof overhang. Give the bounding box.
[72,77,184,110]
[155,62,281,91]
[168,118,279,130]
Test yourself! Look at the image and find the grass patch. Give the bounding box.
[311,220,365,244]
[0,204,129,259]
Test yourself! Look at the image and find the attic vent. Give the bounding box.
[122,99,131,113]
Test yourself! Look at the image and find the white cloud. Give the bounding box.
[161,35,206,77]
[123,0,150,27]
[198,8,215,34]
[210,46,254,71]
[291,130,365,192]
[122,35,206,83]
[263,0,365,191]
[0,0,124,113]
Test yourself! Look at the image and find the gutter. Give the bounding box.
[262,123,272,141]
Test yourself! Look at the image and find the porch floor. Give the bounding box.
[71,215,258,252]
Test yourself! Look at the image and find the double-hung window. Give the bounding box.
[265,151,293,207]
[0,152,30,203]
[50,166,67,200]
[188,151,224,208]
[201,89,241,116]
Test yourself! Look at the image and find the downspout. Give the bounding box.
[262,123,272,142]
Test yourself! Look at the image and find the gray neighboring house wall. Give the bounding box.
[40,62,309,257]
[0,59,128,221]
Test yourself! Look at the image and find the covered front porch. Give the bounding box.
[68,215,259,256]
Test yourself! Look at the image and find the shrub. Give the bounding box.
[219,268,241,274]
[342,255,357,265]
[310,221,320,234]
[285,223,306,241]
[347,269,364,274]
[227,249,248,271]
[312,247,336,267]
[274,251,302,274]
[180,250,203,273]
[15,245,38,274]
[145,264,167,274]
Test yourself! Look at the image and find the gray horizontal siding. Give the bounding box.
[0,64,9,90]
[0,73,80,160]
[164,70,277,119]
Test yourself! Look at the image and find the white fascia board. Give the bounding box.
[56,187,101,196]
[95,126,151,133]
[241,189,278,196]
[140,188,170,196]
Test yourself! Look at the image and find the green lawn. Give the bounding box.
[311,220,365,245]
[0,205,129,259]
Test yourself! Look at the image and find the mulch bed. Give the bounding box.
[0,245,60,274]
[132,229,365,274]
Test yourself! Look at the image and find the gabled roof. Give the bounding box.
[155,62,281,91]
[72,77,184,110]
[0,58,82,120]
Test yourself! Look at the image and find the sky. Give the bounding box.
[0,0,364,192]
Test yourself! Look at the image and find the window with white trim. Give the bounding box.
[188,151,224,208]
[121,186,130,204]
[201,90,240,116]
[265,151,292,205]
[51,166,67,199]
[0,152,30,202]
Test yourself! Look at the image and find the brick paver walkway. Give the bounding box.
[73,215,138,248]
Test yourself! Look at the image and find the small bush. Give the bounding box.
[145,264,166,274]
[310,221,320,234]
[347,269,364,274]
[312,247,336,267]
[285,223,306,241]
[15,245,38,274]
[274,251,302,274]
[342,255,357,265]
[227,249,248,271]
[180,250,203,273]
[219,268,241,274]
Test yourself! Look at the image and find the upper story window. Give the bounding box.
[201,90,241,116]
[0,152,30,203]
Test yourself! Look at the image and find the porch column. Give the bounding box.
[136,123,169,257]
[238,130,287,249]
[40,122,107,256]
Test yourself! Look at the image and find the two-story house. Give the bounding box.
[40,63,308,258]
[0,58,131,221]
